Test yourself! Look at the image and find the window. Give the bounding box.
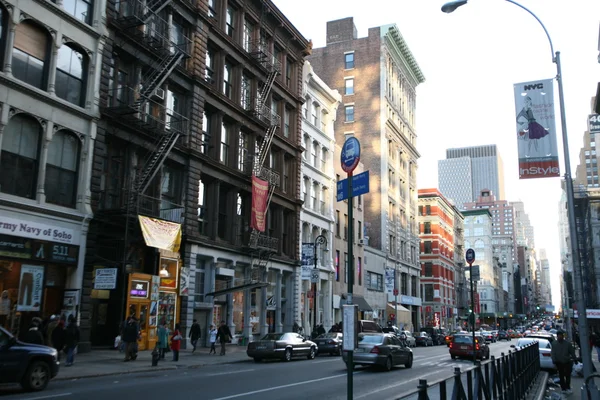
[312,141,318,167]
[243,19,254,52]
[286,58,292,87]
[358,257,362,285]
[225,7,235,37]
[358,221,362,239]
[424,262,433,277]
[55,45,86,106]
[237,131,248,172]
[320,111,327,132]
[284,108,290,138]
[344,252,348,283]
[201,110,211,155]
[345,78,354,95]
[426,205,431,215]
[13,22,49,89]
[320,148,327,172]
[344,214,348,239]
[411,276,417,296]
[335,250,340,281]
[423,241,432,254]
[282,157,290,193]
[205,49,214,82]
[160,164,182,210]
[0,115,41,199]
[345,105,354,122]
[223,62,233,98]
[241,73,251,110]
[207,0,217,18]
[311,182,318,209]
[311,102,318,126]
[424,284,434,301]
[366,272,383,291]
[344,52,354,69]
[220,122,230,165]
[198,179,207,235]
[45,131,79,207]
[335,210,340,236]
[401,273,408,295]
[166,89,184,130]
[62,0,93,24]
[424,222,431,234]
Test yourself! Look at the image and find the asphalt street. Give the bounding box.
[0,340,515,400]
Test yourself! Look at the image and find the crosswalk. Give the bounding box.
[412,354,479,371]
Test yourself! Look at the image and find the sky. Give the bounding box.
[273,0,600,311]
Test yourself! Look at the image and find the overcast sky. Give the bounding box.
[274,0,600,311]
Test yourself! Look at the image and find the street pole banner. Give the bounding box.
[250,175,269,232]
[301,243,314,281]
[513,78,559,179]
[384,267,394,295]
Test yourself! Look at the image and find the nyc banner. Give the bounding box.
[514,78,559,179]
[138,216,182,252]
[250,175,269,232]
[301,243,314,281]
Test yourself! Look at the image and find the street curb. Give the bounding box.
[532,371,550,400]
[54,358,251,381]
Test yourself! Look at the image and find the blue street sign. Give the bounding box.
[465,248,475,265]
[337,171,370,201]
[341,137,361,173]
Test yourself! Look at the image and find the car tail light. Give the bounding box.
[370,346,380,354]
[449,343,453,349]
[542,353,551,357]
[328,340,336,345]
[476,344,480,350]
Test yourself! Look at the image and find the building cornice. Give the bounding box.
[381,24,425,86]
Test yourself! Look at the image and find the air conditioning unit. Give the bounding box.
[153,88,165,100]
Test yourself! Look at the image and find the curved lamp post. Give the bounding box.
[313,234,328,338]
[442,0,596,391]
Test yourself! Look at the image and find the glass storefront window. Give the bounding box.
[158,292,177,330]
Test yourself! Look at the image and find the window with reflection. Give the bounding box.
[0,115,41,199]
[45,131,79,207]
[223,62,232,98]
[56,45,86,106]
[62,0,93,25]
[13,21,49,89]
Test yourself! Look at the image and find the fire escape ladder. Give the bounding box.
[257,68,278,105]
[255,125,277,173]
[142,0,172,24]
[134,51,185,109]
[135,128,181,197]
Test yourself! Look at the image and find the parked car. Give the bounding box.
[511,337,555,371]
[445,331,468,346]
[498,330,512,341]
[399,331,417,348]
[449,334,490,360]
[342,333,413,371]
[525,333,555,344]
[480,331,496,343]
[247,332,317,362]
[313,332,342,356]
[0,326,60,391]
[414,332,434,347]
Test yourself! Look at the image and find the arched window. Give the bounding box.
[0,114,42,198]
[56,45,86,106]
[13,21,49,89]
[45,131,79,207]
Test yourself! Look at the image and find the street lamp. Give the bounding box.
[313,234,328,338]
[442,0,596,392]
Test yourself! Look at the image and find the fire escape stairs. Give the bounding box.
[141,0,172,24]
[133,51,185,109]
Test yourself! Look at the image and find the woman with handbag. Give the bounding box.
[170,323,182,362]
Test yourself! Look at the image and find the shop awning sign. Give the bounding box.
[138,216,182,252]
[94,268,118,290]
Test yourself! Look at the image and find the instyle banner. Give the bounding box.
[301,243,314,281]
[514,78,559,179]
[250,175,269,232]
[138,216,182,252]
[17,265,44,312]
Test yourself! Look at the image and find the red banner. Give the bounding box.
[251,175,269,232]
[474,293,480,314]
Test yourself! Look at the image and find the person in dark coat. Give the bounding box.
[189,319,201,353]
[122,316,139,361]
[64,315,80,366]
[317,324,326,336]
[216,321,232,356]
[51,318,66,361]
[23,321,44,345]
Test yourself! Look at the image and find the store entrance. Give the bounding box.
[128,302,149,350]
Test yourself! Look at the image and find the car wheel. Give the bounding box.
[284,348,292,362]
[21,361,50,392]
[405,354,413,369]
[384,356,393,372]
[253,357,262,363]
[307,346,316,360]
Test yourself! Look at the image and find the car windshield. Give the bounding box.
[453,335,472,344]
[359,335,384,344]
[317,333,340,339]
[261,333,284,340]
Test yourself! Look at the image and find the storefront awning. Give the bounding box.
[386,303,411,313]
[205,281,268,297]
[341,294,373,312]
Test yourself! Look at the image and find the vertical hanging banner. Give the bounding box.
[250,175,269,232]
[301,243,314,280]
[514,78,559,179]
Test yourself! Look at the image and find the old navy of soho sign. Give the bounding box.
[0,216,79,245]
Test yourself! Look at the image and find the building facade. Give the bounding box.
[299,61,340,334]
[0,0,103,344]
[452,204,467,329]
[438,145,506,207]
[308,17,425,328]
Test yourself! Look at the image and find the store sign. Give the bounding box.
[0,234,79,265]
[94,268,118,290]
[0,216,79,245]
[130,280,149,298]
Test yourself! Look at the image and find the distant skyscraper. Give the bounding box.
[438,145,506,207]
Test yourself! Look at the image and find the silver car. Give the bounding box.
[247,332,317,362]
[342,333,413,371]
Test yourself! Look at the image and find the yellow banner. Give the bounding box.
[138,216,182,252]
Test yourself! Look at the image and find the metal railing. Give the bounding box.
[394,343,540,400]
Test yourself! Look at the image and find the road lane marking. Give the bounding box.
[209,372,360,400]
[312,358,340,364]
[207,368,256,376]
[20,393,72,400]
[355,370,442,400]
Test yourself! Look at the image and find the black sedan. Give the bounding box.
[498,331,512,341]
[247,332,317,362]
[313,333,343,356]
[414,332,434,347]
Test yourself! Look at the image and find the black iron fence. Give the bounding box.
[395,342,540,400]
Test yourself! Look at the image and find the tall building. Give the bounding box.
[418,189,459,329]
[308,17,425,324]
[538,249,552,306]
[438,145,505,207]
[299,61,340,333]
[84,0,310,349]
[0,0,102,345]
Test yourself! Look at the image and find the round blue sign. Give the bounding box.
[341,137,361,173]
[465,248,475,264]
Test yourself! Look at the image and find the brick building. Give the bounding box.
[308,17,425,329]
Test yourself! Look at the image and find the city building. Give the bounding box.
[438,145,506,207]
[332,146,367,324]
[0,0,103,343]
[538,249,552,307]
[299,61,340,334]
[512,201,536,317]
[452,204,467,329]
[418,189,459,329]
[307,17,425,328]
[363,246,393,328]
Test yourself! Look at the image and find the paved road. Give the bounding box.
[0,340,516,400]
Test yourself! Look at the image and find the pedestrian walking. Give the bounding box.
[216,321,232,356]
[45,315,59,346]
[171,323,182,362]
[208,324,217,354]
[122,316,139,361]
[23,321,44,345]
[51,317,66,361]
[64,315,80,367]
[157,321,169,359]
[189,319,201,353]
[551,329,577,395]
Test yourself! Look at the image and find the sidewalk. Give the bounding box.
[55,345,250,380]
[544,360,600,400]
